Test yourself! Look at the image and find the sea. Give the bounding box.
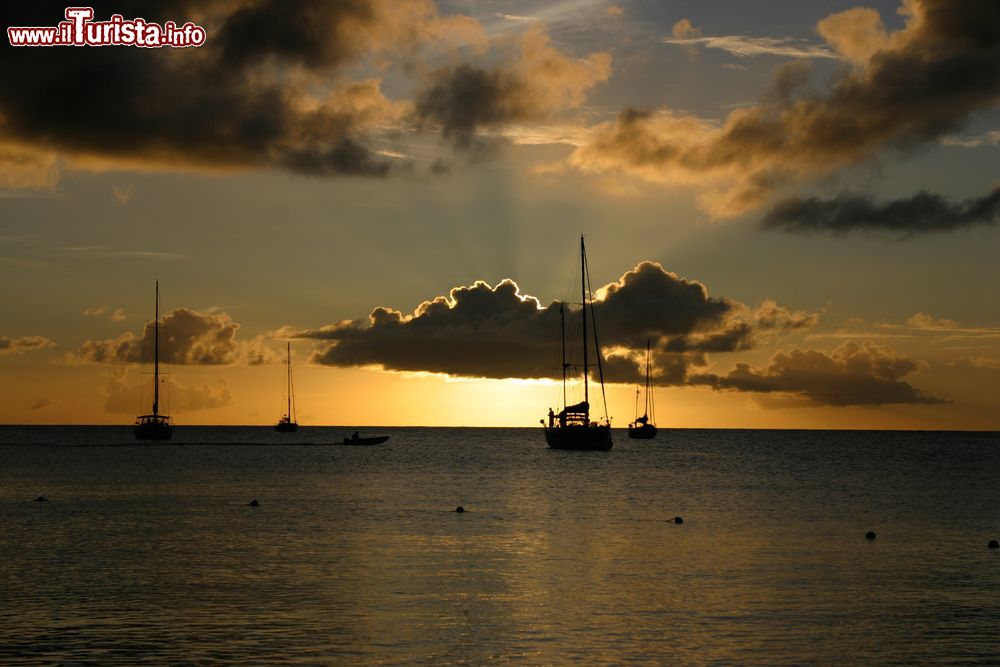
[1,426,998,665]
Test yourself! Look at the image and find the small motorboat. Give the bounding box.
[342,432,389,446]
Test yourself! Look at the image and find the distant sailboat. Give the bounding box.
[542,235,613,451]
[274,342,298,432]
[134,281,173,440]
[628,339,658,439]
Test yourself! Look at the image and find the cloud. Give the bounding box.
[0,1,485,186]
[112,184,135,205]
[906,312,960,330]
[30,398,55,411]
[83,306,129,321]
[690,341,945,406]
[961,356,1000,370]
[571,0,1000,217]
[495,13,538,22]
[662,35,835,60]
[414,25,611,152]
[74,308,277,365]
[0,335,56,356]
[0,142,61,191]
[296,261,816,385]
[672,19,701,40]
[816,7,888,64]
[103,372,233,414]
[760,187,1000,236]
[940,130,1000,148]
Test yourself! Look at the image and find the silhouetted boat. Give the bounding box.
[628,339,658,439]
[274,342,298,432]
[542,236,613,450]
[342,432,389,446]
[134,281,173,440]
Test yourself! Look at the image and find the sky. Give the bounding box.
[1,0,998,428]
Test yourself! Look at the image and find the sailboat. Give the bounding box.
[134,281,173,440]
[628,339,658,439]
[542,235,613,451]
[274,342,298,432]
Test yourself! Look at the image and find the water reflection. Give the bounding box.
[0,427,998,663]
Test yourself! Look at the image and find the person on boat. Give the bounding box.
[548,408,555,428]
[351,431,359,440]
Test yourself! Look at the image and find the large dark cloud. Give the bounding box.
[690,341,945,406]
[74,308,275,365]
[296,261,816,384]
[570,0,1000,217]
[760,187,1000,236]
[0,0,450,181]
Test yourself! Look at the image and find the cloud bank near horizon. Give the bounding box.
[291,262,941,407]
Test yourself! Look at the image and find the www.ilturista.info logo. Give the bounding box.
[7,7,206,48]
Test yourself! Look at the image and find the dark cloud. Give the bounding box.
[760,187,1000,236]
[415,64,527,153]
[690,341,945,406]
[414,26,611,151]
[74,308,276,365]
[0,0,447,182]
[30,398,55,411]
[0,335,55,355]
[296,262,816,384]
[570,0,1000,216]
[213,0,378,69]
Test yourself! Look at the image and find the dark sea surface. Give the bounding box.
[1,426,998,665]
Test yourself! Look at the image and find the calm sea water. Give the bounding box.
[1,426,998,665]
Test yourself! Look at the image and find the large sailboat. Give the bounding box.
[628,339,658,439]
[542,236,613,451]
[134,281,173,440]
[274,342,298,432]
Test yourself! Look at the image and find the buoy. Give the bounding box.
[673,516,683,524]
[865,531,876,540]
[455,506,465,513]
[988,539,999,549]
[34,496,47,502]
[248,499,259,507]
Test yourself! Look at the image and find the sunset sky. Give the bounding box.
[1,0,998,428]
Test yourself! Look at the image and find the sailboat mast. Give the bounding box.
[645,339,651,417]
[153,280,159,416]
[286,342,292,420]
[580,235,588,406]
[560,302,567,409]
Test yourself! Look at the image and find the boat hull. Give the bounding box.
[628,424,658,439]
[342,435,389,446]
[274,421,298,433]
[134,417,173,441]
[544,425,613,450]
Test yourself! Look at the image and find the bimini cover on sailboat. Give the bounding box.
[562,401,589,415]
